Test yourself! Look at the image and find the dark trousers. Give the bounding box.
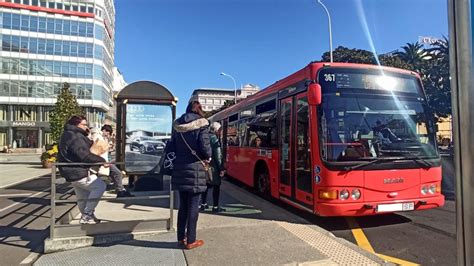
[202,184,221,207]
[177,191,201,244]
[109,164,124,191]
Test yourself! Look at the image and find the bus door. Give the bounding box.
[279,93,313,208]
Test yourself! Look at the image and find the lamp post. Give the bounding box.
[317,0,333,63]
[220,72,237,104]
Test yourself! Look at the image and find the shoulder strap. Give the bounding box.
[179,133,206,166]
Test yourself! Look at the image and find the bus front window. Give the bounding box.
[318,69,438,162]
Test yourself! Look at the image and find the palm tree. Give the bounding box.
[394,42,431,72]
[425,37,451,118]
[428,36,449,68]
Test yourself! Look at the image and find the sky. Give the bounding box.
[114,0,449,115]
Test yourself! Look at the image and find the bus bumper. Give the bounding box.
[315,195,445,217]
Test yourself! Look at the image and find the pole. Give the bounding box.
[232,77,237,104]
[220,73,237,104]
[50,163,56,239]
[317,0,333,63]
[448,0,474,264]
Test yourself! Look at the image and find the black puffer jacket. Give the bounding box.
[171,112,211,193]
[57,124,106,182]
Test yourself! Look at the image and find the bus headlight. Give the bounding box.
[421,185,429,195]
[340,189,349,200]
[428,184,437,194]
[351,189,361,200]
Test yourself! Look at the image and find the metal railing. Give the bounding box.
[49,161,174,240]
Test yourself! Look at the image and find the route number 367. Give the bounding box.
[324,74,336,82]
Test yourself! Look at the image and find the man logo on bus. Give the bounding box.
[384,178,404,184]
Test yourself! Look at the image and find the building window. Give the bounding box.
[0,128,7,148]
[44,132,53,145]
[13,129,38,148]
[42,106,53,122]
[0,105,7,121]
[14,105,37,121]
[0,81,9,97]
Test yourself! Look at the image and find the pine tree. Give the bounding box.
[49,83,83,143]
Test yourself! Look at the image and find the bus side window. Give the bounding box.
[227,122,238,146]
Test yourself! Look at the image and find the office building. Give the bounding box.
[0,0,115,151]
[190,84,259,112]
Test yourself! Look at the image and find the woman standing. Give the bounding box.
[200,122,226,212]
[171,101,211,250]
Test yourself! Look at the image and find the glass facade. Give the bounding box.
[0,57,112,86]
[2,34,100,58]
[2,0,98,16]
[13,105,37,121]
[0,105,6,120]
[1,12,99,38]
[0,80,110,102]
[0,0,115,150]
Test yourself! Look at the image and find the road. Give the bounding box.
[0,172,74,265]
[271,156,457,265]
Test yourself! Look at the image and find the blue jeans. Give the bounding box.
[177,191,201,244]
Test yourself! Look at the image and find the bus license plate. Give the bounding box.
[376,202,415,213]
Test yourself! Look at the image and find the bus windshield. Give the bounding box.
[318,68,438,162]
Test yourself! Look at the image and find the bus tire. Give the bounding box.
[255,164,270,197]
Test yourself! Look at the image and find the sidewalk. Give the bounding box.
[34,179,389,265]
[0,164,50,189]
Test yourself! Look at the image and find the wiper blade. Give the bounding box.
[343,157,401,171]
[343,155,433,171]
[403,154,433,168]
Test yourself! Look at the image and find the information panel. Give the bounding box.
[125,104,173,173]
[318,68,420,93]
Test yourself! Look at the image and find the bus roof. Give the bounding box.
[209,62,419,121]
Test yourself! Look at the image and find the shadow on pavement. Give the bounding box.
[98,239,181,250]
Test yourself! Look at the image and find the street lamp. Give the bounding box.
[317,0,333,63]
[220,72,237,104]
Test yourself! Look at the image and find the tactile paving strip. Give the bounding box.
[276,221,380,266]
[35,232,186,266]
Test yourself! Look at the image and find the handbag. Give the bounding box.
[179,133,213,184]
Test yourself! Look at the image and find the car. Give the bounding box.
[130,136,165,154]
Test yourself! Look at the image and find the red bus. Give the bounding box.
[210,62,444,216]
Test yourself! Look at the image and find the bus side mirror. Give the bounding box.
[308,83,322,105]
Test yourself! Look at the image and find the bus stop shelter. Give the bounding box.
[115,81,177,190]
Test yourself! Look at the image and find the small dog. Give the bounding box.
[90,138,110,176]
[90,138,109,156]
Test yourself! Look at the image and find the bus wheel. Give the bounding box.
[256,168,270,197]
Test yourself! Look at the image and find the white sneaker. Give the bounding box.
[79,213,101,224]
